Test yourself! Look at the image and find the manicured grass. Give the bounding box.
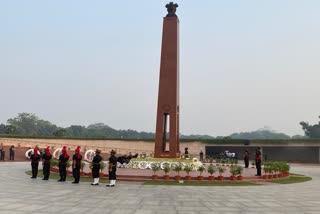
[144,180,260,186]
[268,176,312,184]
[288,173,305,176]
[25,170,110,183]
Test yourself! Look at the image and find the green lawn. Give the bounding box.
[26,171,312,186]
[288,173,305,176]
[268,176,312,184]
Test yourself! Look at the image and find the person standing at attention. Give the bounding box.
[244,149,250,168]
[9,145,15,160]
[30,146,40,179]
[0,146,5,160]
[72,146,82,184]
[91,149,103,185]
[255,147,262,176]
[106,150,117,187]
[42,146,52,180]
[58,146,69,182]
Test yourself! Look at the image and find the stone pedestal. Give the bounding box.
[154,16,180,158]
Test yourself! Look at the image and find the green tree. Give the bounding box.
[0,124,16,134]
[229,128,290,139]
[0,124,5,134]
[7,113,38,135]
[5,125,16,134]
[65,125,88,137]
[300,116,320,138]
[7,113,57,136]
[53,128,66,137]
[36,119,58,136]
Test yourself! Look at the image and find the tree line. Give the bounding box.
[0,112,318,139]
[0,113,154,139]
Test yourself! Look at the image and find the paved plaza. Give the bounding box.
[0,162,319,214]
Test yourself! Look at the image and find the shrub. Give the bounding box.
[151,164,160,175]
[100,162,106,172]
[50,159,58,167]
[215,157,221,164]
[263,166,271,174]
[283,163,290,172]
[81,161,86,171]
[66,160,71,168]
[217,166,226,176]
[230,165,238,176]
[263,161,290,174]
[197,165,206,175]
[183,165,193,175]
[221,159,226,165]
[173,164,183,175]
[207,164,217,175]
[163,165,171,175]
[237,165,243,176]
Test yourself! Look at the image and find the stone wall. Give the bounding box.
[2,137,320,162]
[0,137,205,161]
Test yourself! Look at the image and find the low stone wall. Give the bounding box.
[2,137,320,162]
[0,137,205,161]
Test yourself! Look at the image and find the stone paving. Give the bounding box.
[0,162,319,214]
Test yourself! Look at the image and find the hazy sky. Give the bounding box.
[1,0,320,136]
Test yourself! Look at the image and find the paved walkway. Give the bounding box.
[0,162,319,214]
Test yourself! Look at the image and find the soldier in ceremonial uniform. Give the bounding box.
[106,150,117,187]
[30,146,40,178]
[9,145,14,160]
[244,149,250,168]
[255,147,262,176]
[42,146,52,180]
[58,146,69,182]
[91,149,103,185]
[72,146,82,184]
[0,146,5,160]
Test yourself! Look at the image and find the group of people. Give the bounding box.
[29,145,117,187]
[0,145,15,160]
[244,147,262,176]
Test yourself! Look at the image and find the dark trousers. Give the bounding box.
[43,163,50,179]
[73,167,80,183]
[92,165,100,178]
[9,153,14,160]
[31,162,39,178]
[109,166,117,180]
[59,164,67,181]
[256,159,261,176]
[244,158,249,168]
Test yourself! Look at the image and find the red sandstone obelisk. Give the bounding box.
[154,2,180,158]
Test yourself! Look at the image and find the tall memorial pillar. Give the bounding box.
[154,2,180,158]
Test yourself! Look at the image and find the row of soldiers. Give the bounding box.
[0,145,15,160]
[29,146,117,187]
